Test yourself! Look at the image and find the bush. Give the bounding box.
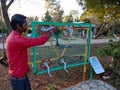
[97,39,120,58]
[97,39,120,89]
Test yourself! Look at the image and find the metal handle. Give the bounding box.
[44,62,52,77]
[60,58,69,73]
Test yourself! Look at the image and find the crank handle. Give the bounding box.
[44,62,52,77]
[60,59,69,73]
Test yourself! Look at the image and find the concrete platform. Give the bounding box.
[62,79,117,90]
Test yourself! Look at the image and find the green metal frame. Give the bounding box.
[31,21,92,79]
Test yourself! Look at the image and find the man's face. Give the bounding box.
[22,19,28,32]
[17,19,28,33]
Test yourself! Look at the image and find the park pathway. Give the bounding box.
[0,37,119,49]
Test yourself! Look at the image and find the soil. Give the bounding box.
[0,39,116,90]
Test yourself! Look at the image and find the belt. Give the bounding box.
[10,75,27,80]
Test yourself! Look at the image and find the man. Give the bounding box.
[6,14,57,90]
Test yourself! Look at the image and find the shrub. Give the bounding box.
[97,39,120,58]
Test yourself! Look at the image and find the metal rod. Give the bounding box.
[37,62,89,75]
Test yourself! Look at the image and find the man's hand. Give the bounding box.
[46,26,59,37]
[49,26,59,34]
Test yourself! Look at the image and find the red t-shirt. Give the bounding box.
[6,31,49,77]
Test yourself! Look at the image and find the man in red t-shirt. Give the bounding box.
[6,14,57,90]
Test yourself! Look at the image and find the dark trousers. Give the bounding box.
[10,76,31,90]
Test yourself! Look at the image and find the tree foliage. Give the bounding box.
[62,15,73,22]
[42,10,52,22]
[0,21,7,33]
[77,0,120,23]
[44,0,64,22]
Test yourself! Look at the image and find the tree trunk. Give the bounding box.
[1,0,13,34]
[0,0,14,61]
